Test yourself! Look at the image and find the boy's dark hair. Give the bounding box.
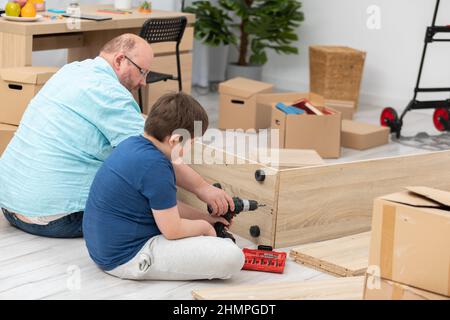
[144,92,209,142]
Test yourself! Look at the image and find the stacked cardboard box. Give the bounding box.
[0,66,58,155]
[218,77,273,130]
[364,186,450,300]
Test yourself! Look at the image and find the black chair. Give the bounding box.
[138,16,187,112]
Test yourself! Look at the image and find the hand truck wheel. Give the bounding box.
[433,108,450,132]
[380,107,401,138]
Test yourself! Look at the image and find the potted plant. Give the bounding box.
[185,0,304,80]
[138,1,152,13]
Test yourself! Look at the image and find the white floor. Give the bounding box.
[0,88,445,299]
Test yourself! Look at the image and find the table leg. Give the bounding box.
[0,33,32,68]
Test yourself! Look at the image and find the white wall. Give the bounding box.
[10,0,449,108]
[262,0,450,108]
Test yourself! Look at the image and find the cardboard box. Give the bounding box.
[325,99,355,120]
[363,274,449,300]
[218,77,273,130]
[341,120,390,150]
[369,186,450,297]
[0,123,17,156]
[271,102,341,158]
[0,66,58,125]
[256,92,325,129]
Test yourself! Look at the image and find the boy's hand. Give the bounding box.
[203,222,217,237]
[205,215,230,227]
[195,183,235,216]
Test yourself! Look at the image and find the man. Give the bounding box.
[0,33,233,238]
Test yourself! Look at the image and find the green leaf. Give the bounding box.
[188,0,304,65]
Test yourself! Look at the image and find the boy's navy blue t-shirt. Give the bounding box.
[83,135,177,271]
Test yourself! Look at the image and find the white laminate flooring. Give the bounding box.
[0,217,334,300]
[0,88,446,299]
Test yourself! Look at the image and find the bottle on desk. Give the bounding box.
[66,1,80,16]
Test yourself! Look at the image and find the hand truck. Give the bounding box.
[380,0,450,138]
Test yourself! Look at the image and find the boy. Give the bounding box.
[83,93,245,280]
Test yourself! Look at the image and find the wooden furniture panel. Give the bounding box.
[180,142,450,248]
[275,150,450,247]
[33,33,84,51]
[192,276,364,300]
[290,232,370,276]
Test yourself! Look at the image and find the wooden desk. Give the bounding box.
[0,5,195,112]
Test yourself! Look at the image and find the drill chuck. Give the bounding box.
[207,197,260,215]
[207,183,264,242]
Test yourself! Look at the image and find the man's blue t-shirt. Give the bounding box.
[83,135,177,271]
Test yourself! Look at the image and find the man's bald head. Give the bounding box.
[100,34,154,93]
[100,33,150,56]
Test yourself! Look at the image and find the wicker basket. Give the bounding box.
[309,46,366,109]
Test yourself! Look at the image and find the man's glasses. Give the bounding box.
[124,55,148,79]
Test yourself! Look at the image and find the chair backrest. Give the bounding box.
[139,16,187,45]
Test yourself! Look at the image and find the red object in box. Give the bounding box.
[242,246,287,273]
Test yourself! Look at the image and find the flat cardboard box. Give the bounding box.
[325,99,355,120]
[369,186,450,297]
[0,123,17,156]
[218,77,273,130]
[363,274,448,300]
[341,120,390,150]
[0,67,58,125]
[271,103,341,158]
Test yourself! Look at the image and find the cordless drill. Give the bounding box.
[207,183,264,242]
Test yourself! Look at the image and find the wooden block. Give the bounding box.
[192,276,365,300]
[290,232,370,276]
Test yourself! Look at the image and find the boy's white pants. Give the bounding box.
[106,235,245,280]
